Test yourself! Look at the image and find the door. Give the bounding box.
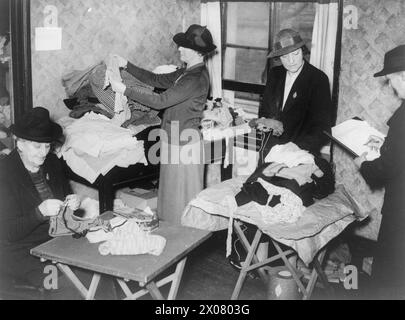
[0,0,32,155]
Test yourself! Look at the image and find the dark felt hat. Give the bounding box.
[9,107,62,143]
[268,29,305,58]
[374,44,405,77]
[173,24,217,54]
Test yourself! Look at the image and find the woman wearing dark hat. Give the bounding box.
[256,28,332,156]
[353,45,405,298]
[0,107,80,289]
[108,24,216,225]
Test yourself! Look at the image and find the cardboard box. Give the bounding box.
[118,188,158,211]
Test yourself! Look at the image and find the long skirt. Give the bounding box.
[157,141,204,226]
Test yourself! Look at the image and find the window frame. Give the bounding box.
[221,0,318,97]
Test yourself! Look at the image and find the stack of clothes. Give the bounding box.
[58,113,147,183]
[235,142,335,224]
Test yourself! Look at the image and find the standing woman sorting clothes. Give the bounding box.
[109,25,216,225]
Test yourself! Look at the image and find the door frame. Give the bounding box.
[10,0,32,122]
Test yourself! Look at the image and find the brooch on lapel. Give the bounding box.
[46,173,50,181]
[293,92,297,99]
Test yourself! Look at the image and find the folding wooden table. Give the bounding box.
[31,214,211,300]
[230,220,331,300]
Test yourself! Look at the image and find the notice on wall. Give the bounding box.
[35,27,62,51]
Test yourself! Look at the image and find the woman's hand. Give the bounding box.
[110,54,128,68]
[364,135,384,152]
[256,118,284,136]
[353,152,368,169]
[65,194,81,211]
[38,199,64,217]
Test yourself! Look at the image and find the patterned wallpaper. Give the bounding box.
[30,0,200,119]
[335,0,405,240]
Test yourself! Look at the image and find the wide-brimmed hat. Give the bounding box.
[173,24,217,54]
[9,107,62,143]
[268,29,305,58]
[374,44,405,77]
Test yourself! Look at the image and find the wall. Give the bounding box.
[335,0,405,239]
[30,0,200,120]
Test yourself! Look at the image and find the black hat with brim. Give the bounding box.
[9,107,63,143]
[173,24,217,54]
[374,44,405,77]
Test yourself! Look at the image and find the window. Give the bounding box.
[221,1,316,108]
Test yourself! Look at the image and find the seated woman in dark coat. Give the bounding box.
[0,107,81,289]
[255,28,332,157]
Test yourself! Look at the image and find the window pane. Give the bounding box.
[224,47,268,84]
[273,2,315,50]
[226,2,269,48]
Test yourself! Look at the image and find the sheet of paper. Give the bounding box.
[35,27,62,51]
[332,119,385,161]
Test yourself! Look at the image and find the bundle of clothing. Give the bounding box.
[58,112,147,183]
[86,217,166,256]
[49,205,110,238]
[235,143,335,223]
[61,60,161,129]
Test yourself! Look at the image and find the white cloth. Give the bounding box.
[59,113,147,183]
[255,178,305,225]
[282,64,304,109]
[104,55,128,114]
[310,2,339,93]
[98,219,166,256]
[264,142,315,167]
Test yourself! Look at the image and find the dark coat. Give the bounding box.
[259,61,333,155]
[124,62,210,145]
[359,102,405,288]
[0,150,71,283]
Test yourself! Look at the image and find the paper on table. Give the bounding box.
[332,119,385,161]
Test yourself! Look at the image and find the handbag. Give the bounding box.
[49,204,111,238]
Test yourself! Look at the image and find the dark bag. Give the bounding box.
[49,205,111,238]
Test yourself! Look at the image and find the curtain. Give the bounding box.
[201,1,222,99]
[309,1,339,93]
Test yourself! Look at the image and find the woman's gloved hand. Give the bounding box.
[110,54,128,69]
[38,199,64,217]
[65,194,81,211]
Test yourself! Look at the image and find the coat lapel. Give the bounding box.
[274,69,286,118]
[281,62,308,114]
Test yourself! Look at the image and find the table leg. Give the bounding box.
[305,250,334,299]
[231,223,267,300]
[167,258,187,300]
[56,263,101,300]
[146,281,165,300]
[116,258,187,300]
[271,240,308,297]
[98,176,114,213]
